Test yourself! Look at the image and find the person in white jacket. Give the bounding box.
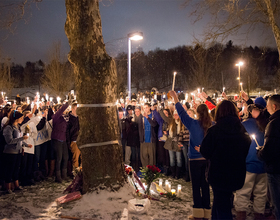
[20,111,38,186]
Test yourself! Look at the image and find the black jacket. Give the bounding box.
[67,112,80,146]
[258,110,280,174]
[200,116,251,191]
[126,115,140,147]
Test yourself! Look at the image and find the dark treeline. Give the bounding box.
[115,41,279,95]
[4,40,280,95]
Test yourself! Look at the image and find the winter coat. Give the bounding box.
[137,113,158,143]
[3,125,28,154]
[175,103,205,159]
[66,112,80,147]
[242,118,265,174]
[153,109,169,140]
[200,115,251,191]
[126,115,140,147]
[258,110,280,174]
[51,103,69,142]
[21,118,38,154]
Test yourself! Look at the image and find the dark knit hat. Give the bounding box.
[12,110,23,120]
[254,97,266,108]
[127,105,133,111]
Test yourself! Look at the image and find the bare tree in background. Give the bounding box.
[41,41,74,97]
[183,0,280,61]
[188,41,223,89]
[0,53,14,94]
[0,0,42,32]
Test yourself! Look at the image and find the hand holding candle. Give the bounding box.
[251,134,263,150]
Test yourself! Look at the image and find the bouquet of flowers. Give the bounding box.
[141,165,161,195]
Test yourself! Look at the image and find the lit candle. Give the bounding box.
[165,180,169,191]
[74,95,76,100]
[251,134,262,150]
[154,94,157,100]
[240,83,243,91]
[185,93,188,100]
[57,96,61,104]
[213,93,216,98]
[202,88,204,92]
[223,87,225,93]
[197,88,200,93]
[50,97,53,102]
[159,179,163,187]
[45,94,49,101]
[259,92,261,97]
[275,89,277,94]
[171,189,176,195]
[71,90,74,95]
[172,72,177,91]
[168,183,171,192]
[177,184,182,196]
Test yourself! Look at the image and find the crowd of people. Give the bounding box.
[0,93,81,195]
[118,89,280,220]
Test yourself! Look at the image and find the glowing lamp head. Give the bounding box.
[236,61,244,66]
[128,32,143,41]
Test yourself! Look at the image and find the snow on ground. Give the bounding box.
[0,175,271,220]
[0,176,196,220]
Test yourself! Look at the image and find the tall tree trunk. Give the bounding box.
[264,0,280,62]
[65,0,125,193]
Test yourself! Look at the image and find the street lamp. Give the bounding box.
[127,32,143,100]
[235,61,244,92]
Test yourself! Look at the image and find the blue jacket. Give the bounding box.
[242,118,265,174]
[176,103,204,159]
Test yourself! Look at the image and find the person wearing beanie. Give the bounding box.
[3,110,31,194]
[254,97,267,108]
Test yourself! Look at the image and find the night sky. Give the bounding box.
[0,0,276,65]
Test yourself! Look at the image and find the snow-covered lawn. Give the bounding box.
[0,176,195,220]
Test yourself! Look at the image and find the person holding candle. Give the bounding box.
[258,95,280,220]
[234,108,267,220]
[137,103,158,167]
[169,90,212,220]
[152,106,171,175]
[3,110,31,193]
[199,100,251,220]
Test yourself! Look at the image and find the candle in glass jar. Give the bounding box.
[159,179,163,187]
[177,184,182,196]
[171,189,176,195]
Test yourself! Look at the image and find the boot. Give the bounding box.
[188,208,204,220]
[236,211,246,220]
[170,166,176,178]
[61,169,70,181]
[203,208,211,220]
[34,171,41,182]
[47,160,55,178]
[163,165,170,176]
[55,171,62,183]
[176,166,181,179]
[254,212,264,220]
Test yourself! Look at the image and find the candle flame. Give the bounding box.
[251,134,256,139]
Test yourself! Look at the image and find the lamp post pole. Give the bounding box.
[127,32,143,100]
[236,61,244,93]
[127,38,132,100]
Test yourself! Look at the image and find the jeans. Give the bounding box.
[182,142,189,172]
[189,160,210,209]
[33,145,41,171]
[52,139,69,171]
[212,188,233,220]
[169,150,182,167]
[4,153,22,183]
[267,173,280,219]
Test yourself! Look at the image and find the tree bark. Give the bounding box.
[64,0,125,193]
[264,0,280,62]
